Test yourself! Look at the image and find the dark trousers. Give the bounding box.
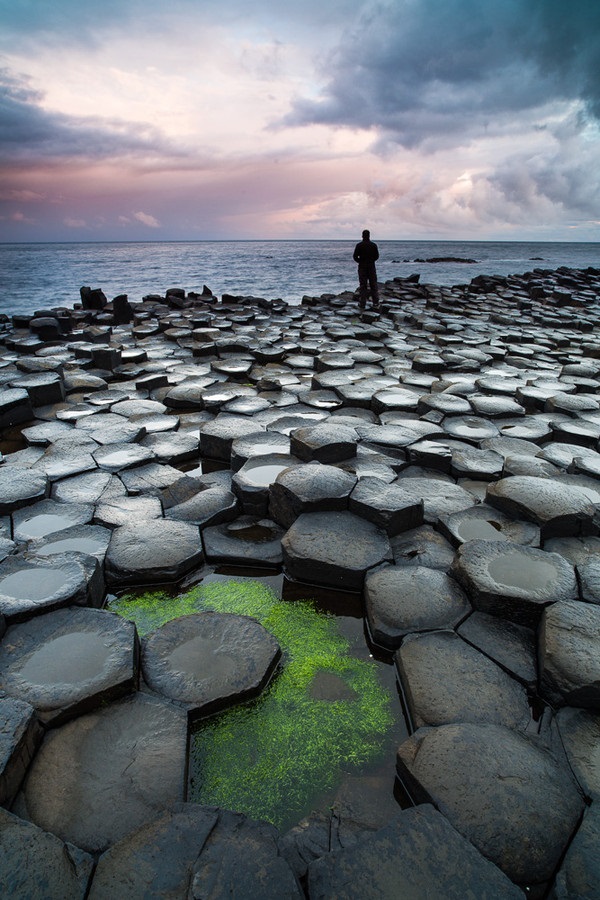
[358,264,379,306]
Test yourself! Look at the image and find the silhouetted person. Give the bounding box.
[353,229,380,309]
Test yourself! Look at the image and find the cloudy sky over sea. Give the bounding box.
[1,0,599,242]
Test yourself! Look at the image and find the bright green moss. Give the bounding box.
[109,579,395,830]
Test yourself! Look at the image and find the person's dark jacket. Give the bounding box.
[353,239,379,267]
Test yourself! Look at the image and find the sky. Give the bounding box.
[0,0,599,242]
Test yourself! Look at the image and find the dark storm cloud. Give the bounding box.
[286,0,600,147]
[0,69,176,163]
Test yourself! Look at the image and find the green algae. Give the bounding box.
[108,579,395,830]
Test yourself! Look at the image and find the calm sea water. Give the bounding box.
[0,240,598,316]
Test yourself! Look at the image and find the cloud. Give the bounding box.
[133,210,160,227]
[286,0,600,148]
[0,67,178,164]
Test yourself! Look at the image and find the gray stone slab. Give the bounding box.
[539,601,600,708]
[51,469,113,503]
[0,608,138,725]
[451,539,578,626]
[165,485,239,527]
[0,695,43,807]
[289,423,357,463]
[28,523,112,563]
[389,524,456,571]
[233,454,302,516]
[438,504,541,547]
[268,462,356,529]
[0,806,94,900]
[0,466,49,515]
[397,722,585,885]
[396,630,530,730]
[348,477,424,536]
[555,707,600,798]
[487,476,597,539]
[365,565,470,649]
[307,804,521,900]
[15,693,187,854]
[93,442,155,472]
[106,519,203,585]
[458,611,537,688]
[0,555,89,623]
[119,462,185,495]
[142,612,280,719]
[202,517,284,567]
[94,494,163,527]
[199,415,265,460]
[12,498,94,543]
[282,511,392,591]
[554,803,600,900]
[391,476,476,523]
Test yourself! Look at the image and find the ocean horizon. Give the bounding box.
[1,239,598,317]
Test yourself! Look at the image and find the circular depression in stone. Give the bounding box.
[0,607,137,722]
[12,500,94,543]
[141,612,281,716]
[0,556,88,620]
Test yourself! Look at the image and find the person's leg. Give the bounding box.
[358,267,368,307]
[369,265,380,306]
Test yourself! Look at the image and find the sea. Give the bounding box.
[0,240,598,317]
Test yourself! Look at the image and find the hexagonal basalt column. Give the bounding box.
[0,466,49,515]
[268,462,356,529]
[0,696,43,807]
[349,476,424,535]
[0,607,138,725]
[289,423,357,463]
[232,454,301,516]
[15,693,188,854]
[451,539,578,627]
[397,722,585,886]
[486,476,598,539]
[365,565,470,650]
[141,612,280,720]
[282,510,392,591]
[539,600,600,708]
[0,555,89,624]
[106,519,204,586]
[199,416,265,461]
[12,499,94,544]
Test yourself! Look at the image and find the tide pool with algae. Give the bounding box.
[109,579,394,830]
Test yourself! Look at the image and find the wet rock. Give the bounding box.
[553,803,600,900]
[289,423,357,463]
[438,504,540,547]
[233,454,301,516]
[443,415,500,442]
[0,807,94,899]
[0,555,89,623]
[0,389,34,428]
[348,477,424,535]
[139,431,198,465]
[0,696,43,807]
[0,607,137,725]
[92,442,155,472]
[28,522,112,563]
[452,539,578,626]
[199,415,265,460]
[307,804,521,900]
[390,524,456,571]
[141,612,280,719]
[457,611,537,688]
[268,462,356,529]
[282,511,392,591]
[396,630,530,730]
[119,462,185,495]
[166,485,239,527]
[365,565,470,649]
[94,494,163,527]
[12,499,94,543]
[106,519,203,585]
[203,516,284,567]
[397,722,585,885]
[555,706,600,798]
[15,693,187,853]
[0,467,48,515]
[576,558,600,605]
[230,430,291,470]
[189,809,303,899]
[539,600,600,708]
[391,476,476,523]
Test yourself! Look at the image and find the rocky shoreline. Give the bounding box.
[1,264,600,897]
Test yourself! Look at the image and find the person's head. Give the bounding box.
[362,229,370,239]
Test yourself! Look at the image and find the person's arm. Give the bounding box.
[353,243,361,263]
[373,243,379,262]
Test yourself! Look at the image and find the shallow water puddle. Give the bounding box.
[108,576,405,831]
